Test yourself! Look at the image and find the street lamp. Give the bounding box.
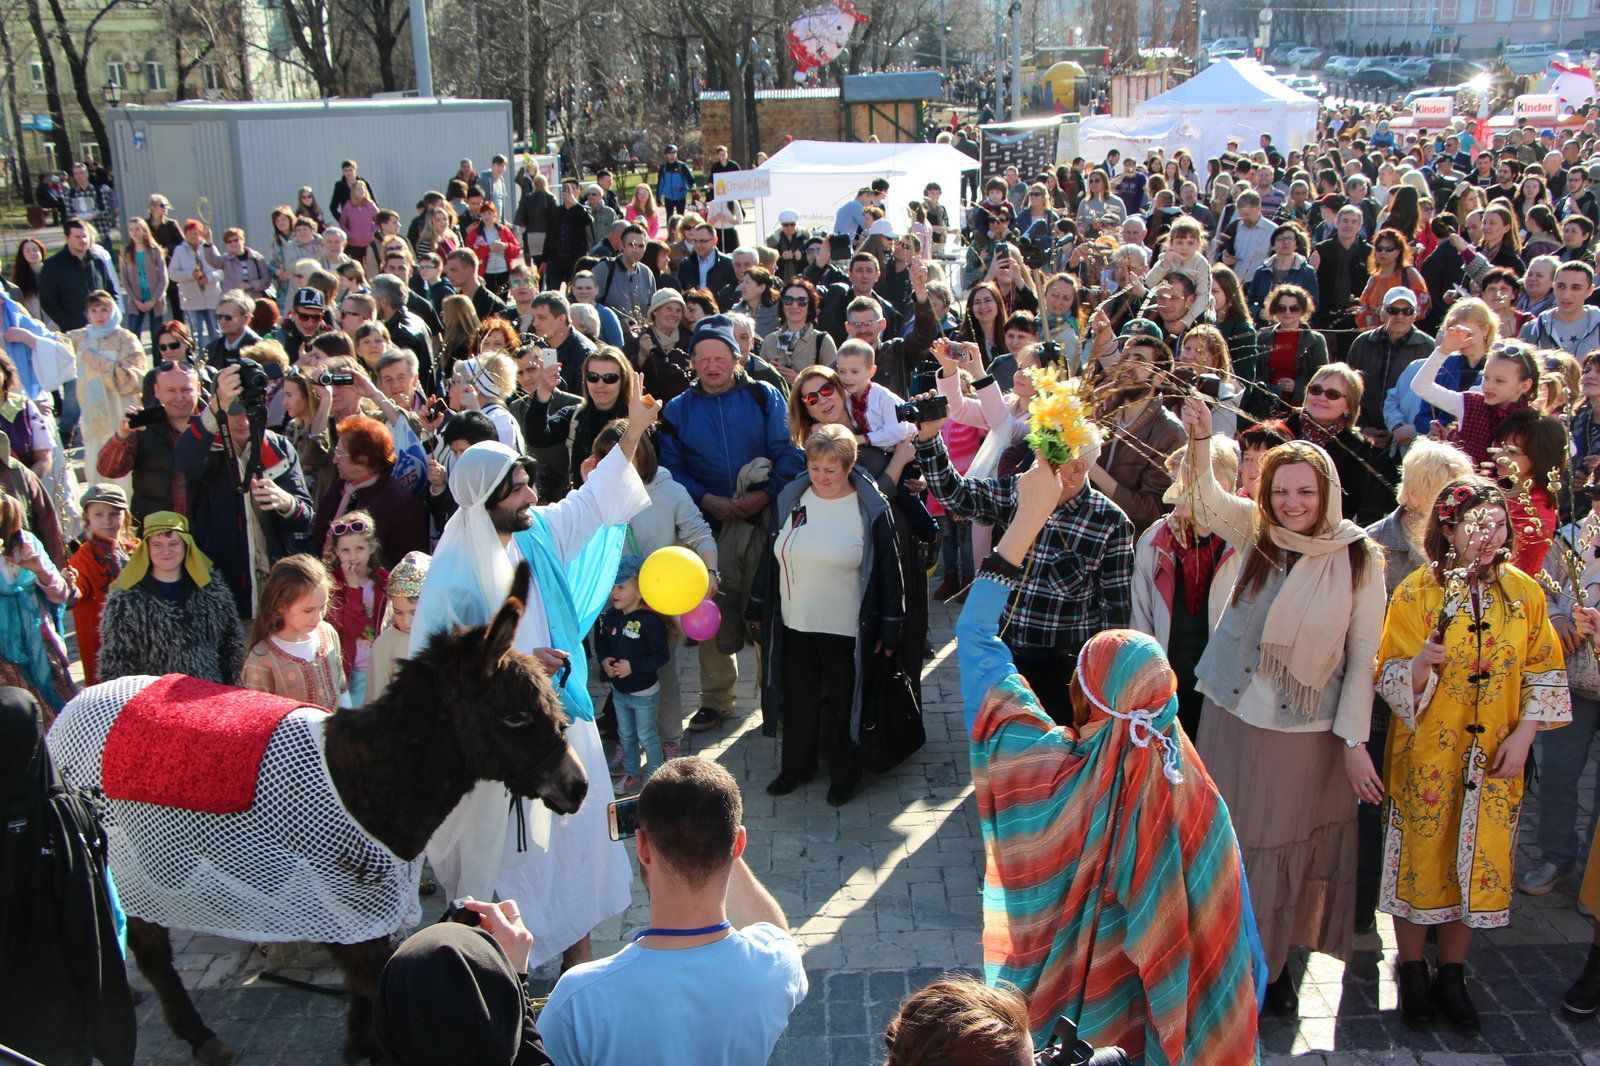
[102,80,122,106]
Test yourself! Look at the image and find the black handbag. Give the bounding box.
[856,658,925,774]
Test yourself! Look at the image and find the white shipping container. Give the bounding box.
[108,97,515,239]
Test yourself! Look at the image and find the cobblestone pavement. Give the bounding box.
[106,595,1600,1064]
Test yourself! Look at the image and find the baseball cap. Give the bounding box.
[1319,193,1347,210]
[81,483,128,511]
[1119,318,1165,342]
[868,218,897,238]
[292,287,327,312]
[1382,286,1419,311]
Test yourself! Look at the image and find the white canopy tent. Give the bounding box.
[749,140,976,239]
[1076,114,1206,167]
[1132,59,1317,162]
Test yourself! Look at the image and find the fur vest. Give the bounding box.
[97,576,246,686]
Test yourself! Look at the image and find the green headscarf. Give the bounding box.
[114,511,214,590]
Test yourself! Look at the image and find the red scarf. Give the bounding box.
[1153,522,1225,617]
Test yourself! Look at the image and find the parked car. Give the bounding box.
[1324,55,1357,76]
[1205,35,1251,52]
[1283,75,1326,96]
[1288,47,1328,68]
[1505,42,1557,76]
[1426,58,1484,84]
[1265,41,1301,64]
[1209,47,1247,62]
[1351,67,1411,90]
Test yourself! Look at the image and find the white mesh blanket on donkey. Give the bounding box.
[48,674,422,944]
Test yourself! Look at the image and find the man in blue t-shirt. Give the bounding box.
[538,758,807,1065]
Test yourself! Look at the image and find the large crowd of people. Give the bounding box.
[14,101,1600,1063]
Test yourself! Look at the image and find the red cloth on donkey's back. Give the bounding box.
[100,674,322,814]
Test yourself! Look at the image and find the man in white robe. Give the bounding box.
[412,379,655,969]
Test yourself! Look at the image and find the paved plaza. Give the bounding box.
[102,596,1600,1063]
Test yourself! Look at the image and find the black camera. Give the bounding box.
[234,357,273,419]
[1170,363,1224,400]
[440,898,481,927]
[1033,1014,1129,1066]
[126,404,168,430]
[318,371,356,386]
[895,394,949,425]
[1037,340,1065,371]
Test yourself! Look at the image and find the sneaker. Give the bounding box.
[1563,945,1600,1019]
[1519,860,1570,896]
[687,707,725,732]
[661,740,680,761]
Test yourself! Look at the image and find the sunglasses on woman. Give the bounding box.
[157,340,188,353]
[781,294,810,305]
[1275,303,1303,314]
[330,518,370,537]
[800,383,837,405]
[586,371,621,384]
[1306,382,1345,402]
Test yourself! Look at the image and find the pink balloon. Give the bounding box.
[680,598,722,642]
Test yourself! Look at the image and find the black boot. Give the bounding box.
[1396,960,1435,1028]
[1432,962,1480,1031]
[1264,966,1299,1016]
[1563,945,1600,1019]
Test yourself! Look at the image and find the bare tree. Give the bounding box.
[21,0,71,168]
[40,0,141,159]
[335,0,410,92]
[275,0,341,96]
[0,6,32,190]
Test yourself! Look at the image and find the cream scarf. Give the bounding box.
[1257,445,1368,719]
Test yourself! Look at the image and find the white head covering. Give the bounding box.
[411,441,519,651]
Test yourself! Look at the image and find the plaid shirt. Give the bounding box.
[917,434,1134,652]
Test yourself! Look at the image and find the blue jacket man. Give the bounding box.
[657,315,804,732]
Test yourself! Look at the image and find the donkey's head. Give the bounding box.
[428,563,588,815]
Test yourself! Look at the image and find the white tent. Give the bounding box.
[750,140,976,238]
[1134,59,1317,162]
[1076,114,1206,167]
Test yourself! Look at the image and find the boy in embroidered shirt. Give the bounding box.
[832,340,914,448]
[596,554,671,793]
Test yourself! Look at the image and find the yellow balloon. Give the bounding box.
[639,546,709,616]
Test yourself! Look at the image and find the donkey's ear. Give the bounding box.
[509,561,531,608]
[482,568,529,670]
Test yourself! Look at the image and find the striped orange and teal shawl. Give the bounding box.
[957,579,1265,1063]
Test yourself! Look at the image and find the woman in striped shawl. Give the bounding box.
[955,452,1265,1062]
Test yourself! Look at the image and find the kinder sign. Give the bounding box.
[1515,93,1562,121]
[1411,96,1454,126]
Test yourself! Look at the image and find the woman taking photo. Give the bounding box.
[1179,395,1385,1018]
[1249,284,1329,418]
[284,367,335,501]
[1357,227,1430,330]
[1176,324,1244,438]
[1375,476,1570,1030]
[1076,169,1126,232]
[97,511,246,685]
[748,423,904,808]
[761,277,835,381]
[731,264,781,338]
[523,347,634,493]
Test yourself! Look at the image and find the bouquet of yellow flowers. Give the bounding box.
[1024,365,1098,468]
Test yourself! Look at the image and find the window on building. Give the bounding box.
[28,61,43,91]
[203,64,223,92]
[1554,0,1578,14]
[144,60,167,92]
[1476,0,1498,17]
[1512,0,1534,16]
[106,56,127,89]
[1439,0,1461,16]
